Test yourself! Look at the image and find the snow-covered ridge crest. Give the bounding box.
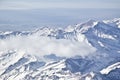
[100,62,120,75]
[103,18,120,28]
[74,19,98,33]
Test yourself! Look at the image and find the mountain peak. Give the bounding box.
[75,20,98,33]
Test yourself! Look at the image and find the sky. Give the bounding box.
[0,0,120,10]
[0,0,120,31]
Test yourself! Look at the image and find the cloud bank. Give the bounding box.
[0,34,96,57]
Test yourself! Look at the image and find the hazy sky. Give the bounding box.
[0,0,120,31]
[0,0,120,10]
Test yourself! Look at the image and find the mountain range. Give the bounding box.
[0,18,120,80]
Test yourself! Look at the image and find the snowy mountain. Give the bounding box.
[0,18,120,80]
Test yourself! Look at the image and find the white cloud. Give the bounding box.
[0,34,96,58]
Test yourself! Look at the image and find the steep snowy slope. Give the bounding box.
[0,18,120,80]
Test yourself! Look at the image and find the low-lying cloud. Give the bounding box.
[0,34,96,57]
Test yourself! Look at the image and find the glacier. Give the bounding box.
[0,18,120,80]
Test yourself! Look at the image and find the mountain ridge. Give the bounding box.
[0,18,120,80]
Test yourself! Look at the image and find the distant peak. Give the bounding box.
[75,20,98,33]
[87,19,96,23]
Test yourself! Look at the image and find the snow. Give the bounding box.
[98,41,104,47]
[103,18,120,28]
[0,50,25,74]
[0,18,120,80]
[0,31,12,35]
[100,62,120,75]
[97,32,115,40]
[76,33,86,42]
[65,25,75,32]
